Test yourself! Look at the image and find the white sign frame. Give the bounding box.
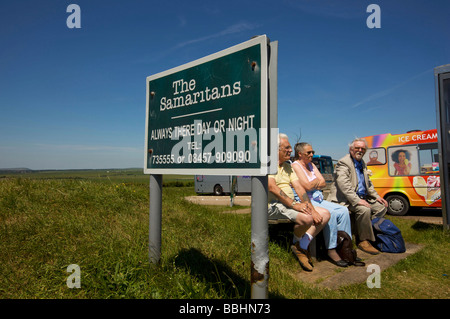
[144,35,271,176]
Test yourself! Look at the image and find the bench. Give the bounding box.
[268,217,322,260]
[267,189,331,261]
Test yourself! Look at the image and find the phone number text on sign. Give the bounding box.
[151,150,253,165]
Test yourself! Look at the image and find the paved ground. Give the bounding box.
[185,195,441,289]
[185,195,252,207]
[295,243,424,289]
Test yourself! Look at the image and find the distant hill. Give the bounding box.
[0,168,145,175]
[0,168,33,174]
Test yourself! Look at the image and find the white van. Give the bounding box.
[195,175,252,195]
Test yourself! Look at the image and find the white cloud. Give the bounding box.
[285,0,364,20]
[173,21,261,50]
[351,69,432,109]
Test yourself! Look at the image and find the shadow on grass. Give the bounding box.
[172,248,285,299]
[411,221,444,231]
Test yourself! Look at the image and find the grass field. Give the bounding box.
[0,170,449,299]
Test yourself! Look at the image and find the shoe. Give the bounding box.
[306,246,314,268]
[358,240,380,255]
[291,243,313,272]
[352,259,366,267]
[328,258,349,267]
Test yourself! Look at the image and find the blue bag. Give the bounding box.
[372,217,406,253]
[311,190,324,203]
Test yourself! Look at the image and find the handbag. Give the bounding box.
[336,231,365,266]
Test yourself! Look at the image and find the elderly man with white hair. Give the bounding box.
[327,138,388,255]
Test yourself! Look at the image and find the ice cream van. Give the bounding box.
[362,129,441,215]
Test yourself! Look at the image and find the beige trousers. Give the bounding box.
[349,199,387,242]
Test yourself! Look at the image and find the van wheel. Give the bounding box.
[213,184,223,196]
[386,195,409,216]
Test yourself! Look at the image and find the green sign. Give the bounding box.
[145,35,270,175]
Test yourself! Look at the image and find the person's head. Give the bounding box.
[278,133,292,164]
[391,149,411,163]
[369,150,378,160]
[294,142,315,163]
[349,138,368,162]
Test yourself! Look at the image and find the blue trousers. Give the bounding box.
[293,188,352,249]
[312,200,352,249]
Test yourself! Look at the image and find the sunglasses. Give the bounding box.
[304,150,315,155]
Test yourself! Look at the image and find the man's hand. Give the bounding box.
[310,207,323,225]
[293,202,311,215]
[376,196,388,207]
[358,198,371,208]
[358,197,388,208]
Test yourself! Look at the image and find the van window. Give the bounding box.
[418,143,439,174]
[365,148,386,165]
[388,145,419,176]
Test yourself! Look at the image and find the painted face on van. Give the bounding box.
[398,152,406,164]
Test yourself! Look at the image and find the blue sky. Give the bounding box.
[1,0,449,170]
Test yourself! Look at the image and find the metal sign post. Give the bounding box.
[149,174,162,263]
[434,64,450,230]
[250,39,278,299]
[250,175,269,298]
[230,176,237,207]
